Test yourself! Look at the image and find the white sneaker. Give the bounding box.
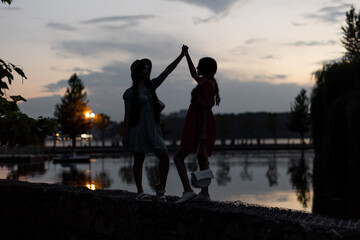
[191,192,211,202]
[175,191,197,204]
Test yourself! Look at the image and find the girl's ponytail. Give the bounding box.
[213,78,220,106]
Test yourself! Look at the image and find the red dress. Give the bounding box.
[180,77,216,156]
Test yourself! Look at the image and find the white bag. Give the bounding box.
[190,144,214,188]
[191,168,214,188]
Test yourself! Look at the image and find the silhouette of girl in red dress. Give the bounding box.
[174,45,220,203]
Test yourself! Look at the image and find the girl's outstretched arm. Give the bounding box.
[153,48,185,88]
[183,45,200,82]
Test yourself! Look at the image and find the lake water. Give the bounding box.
[0,150,313,212]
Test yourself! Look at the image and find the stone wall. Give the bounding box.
[0,180,359,240]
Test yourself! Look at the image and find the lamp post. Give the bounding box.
[85,112,96,147]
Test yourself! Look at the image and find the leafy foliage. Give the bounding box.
[0,59,55,148]
[288,89,310,144]
[54,74,91,149]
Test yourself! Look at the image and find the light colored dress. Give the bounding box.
[123,79,166,153]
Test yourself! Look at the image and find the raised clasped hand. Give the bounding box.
[182,44,189,54]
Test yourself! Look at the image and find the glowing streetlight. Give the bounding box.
[85,112,96,119]
[84,111,96,147]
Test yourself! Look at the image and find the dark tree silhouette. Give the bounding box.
[265,113,277,144]
[341,6,360,61]
[1,0,12,4]
[216,114,230,145]
[311,5,360,218]
[240,119,252,144]
[54,74,91,150]
[288,89,310,144]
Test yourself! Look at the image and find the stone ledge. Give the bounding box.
[0,179,359,240]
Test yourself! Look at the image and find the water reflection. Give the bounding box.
[60,166,89,187]
[0,161,46,181]
[118,160,134,184]
[145,165,159,190]
[215,160,231,186]
[239,154,253,181]
[95,159,112,189]
[0,150,314,212]
[287,151,312,208]
[266,152,278,186]
[59,160,113,190]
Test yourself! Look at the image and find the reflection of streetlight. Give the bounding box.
[86,182,96,190]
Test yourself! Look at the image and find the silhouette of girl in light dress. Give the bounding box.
[122,49,186,202]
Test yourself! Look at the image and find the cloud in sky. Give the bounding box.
[50,15,181,59]
[0,6,21,10]
[262,55,274,59]
[57,39,179,59]
[81,15,155,25]
[193,12,229,24]
[53,30,182,62]
[47,22,77,31]
[245,38,267,45]
[44,61,130,92]
[168,0,247,14]
[43,80,67,92]
[302,3,353,24]
[80,15,155,29]
[173,0,249,23]
[58,41,127,57]
[287,40,338,46]
[19,95,61,119]
[253,74,287,82]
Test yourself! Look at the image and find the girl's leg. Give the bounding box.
[154,149,170,190]
[174,147,192,192]
[197,153,210,196]
[133,152,145,194]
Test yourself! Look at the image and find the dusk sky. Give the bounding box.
[1,0,358,121]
